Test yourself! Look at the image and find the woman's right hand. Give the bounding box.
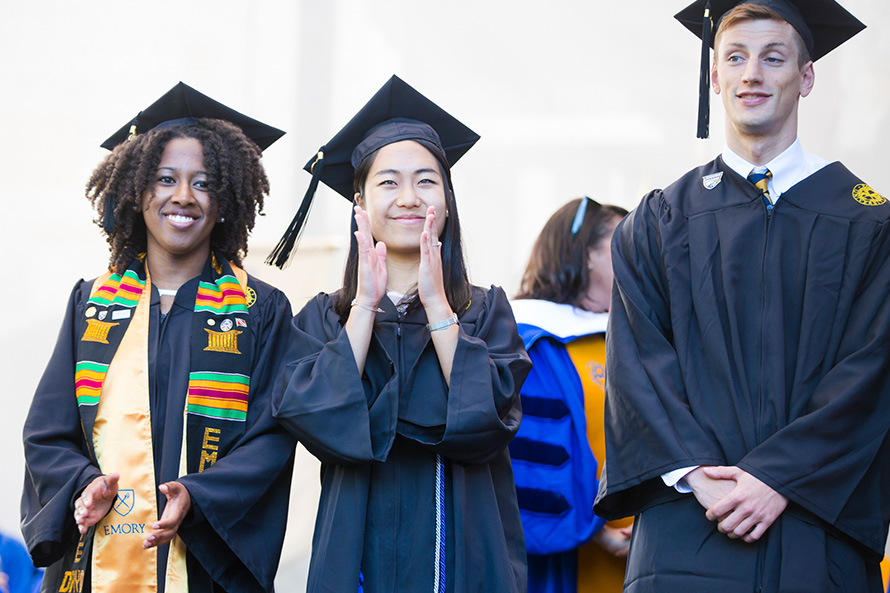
[74,473,120,533]
[353,205,387,308]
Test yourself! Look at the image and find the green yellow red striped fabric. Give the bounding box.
[87,270,145,308]
[195,276,248,314]
[187,371,250,421]
[75,361,108,406]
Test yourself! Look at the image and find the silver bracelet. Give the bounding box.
[426,312,458,332]
[350,299,383,313]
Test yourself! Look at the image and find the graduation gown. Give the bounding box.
[21,271,297,593]
[595,158,890,592]
[272,285,531,593]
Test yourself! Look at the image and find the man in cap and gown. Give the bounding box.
[594,1,890,591]
[21,83,297,593]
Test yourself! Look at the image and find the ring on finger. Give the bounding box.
[432,241,442,247]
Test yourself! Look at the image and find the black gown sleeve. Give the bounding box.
[413,286,530,464]
[21,281,104,566]
[176,287,297,593]
[273,287,531,466]
[596,193,725,517]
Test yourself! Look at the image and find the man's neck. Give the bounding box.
[725,124,798,167]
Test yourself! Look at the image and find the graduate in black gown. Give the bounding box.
[267,75,532,593]
[594,2,890,591]
[21,83,297,593]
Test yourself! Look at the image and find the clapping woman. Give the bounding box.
[269,76,532,593]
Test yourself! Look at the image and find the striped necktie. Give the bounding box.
[748,169,773,206]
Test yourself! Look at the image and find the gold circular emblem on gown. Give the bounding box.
[246,287,257,308]
[852,184,887,206]
[85,306,97,318]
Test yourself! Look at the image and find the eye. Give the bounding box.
[378,179,397,186]
[193,179,210,190]
[419,178,437,185]
[157,175,175,184]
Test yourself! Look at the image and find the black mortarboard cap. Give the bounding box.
[674,0,866,138]
[266,75,480,268]
[98,82,284,234]
[100,82,285,151]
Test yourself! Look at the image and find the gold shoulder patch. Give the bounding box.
[204,328,242,354]
[81,319,119,344]
[245,286,257,308]
[852,184,887,207]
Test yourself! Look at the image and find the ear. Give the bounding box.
[799,61,815,98]
[354,191,364,207]
[711,61,722,95]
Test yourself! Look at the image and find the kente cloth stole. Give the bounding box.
[74,254,252,593]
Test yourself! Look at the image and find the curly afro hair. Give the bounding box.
[86,118,270,273]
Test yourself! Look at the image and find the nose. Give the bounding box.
[742,59,763,84]
[171,181,195,205]
[395,184,421,207]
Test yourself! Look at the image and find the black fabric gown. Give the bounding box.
[22,268,297,593]
[594,158,890,592]
[273,285,531,593]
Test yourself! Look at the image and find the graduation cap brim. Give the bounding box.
[305,75,480,200]
[675,0,865,62]
[100,82,285,151]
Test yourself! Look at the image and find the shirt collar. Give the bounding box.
[722,139,806,199]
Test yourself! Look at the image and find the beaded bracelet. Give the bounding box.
[350,299,384,313]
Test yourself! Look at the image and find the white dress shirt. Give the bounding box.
[721,138,829,202]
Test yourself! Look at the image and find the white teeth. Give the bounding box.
[166,214,195,223]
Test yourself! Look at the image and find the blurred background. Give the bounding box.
[2,1,888,590]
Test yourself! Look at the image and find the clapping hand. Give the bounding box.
[74,473,119,534]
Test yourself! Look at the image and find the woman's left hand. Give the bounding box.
[143,481,192,549]
[418,206,450,317]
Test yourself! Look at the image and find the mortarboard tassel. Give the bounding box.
[103,194,116,235]
[697,2,712,139]
[266,150,325,269]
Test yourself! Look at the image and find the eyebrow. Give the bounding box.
[158,166,208,175]
[373,167,440,177]
[723,40,791,52]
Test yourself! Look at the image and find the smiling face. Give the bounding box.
[712,18,814,147]
[141,136,218,262]
[355,140,448,257]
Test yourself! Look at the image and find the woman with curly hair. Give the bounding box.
[21,83,296,593]
[269,76,531,593]
[509,197,630,593]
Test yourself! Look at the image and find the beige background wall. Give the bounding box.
[3,1,889,590]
